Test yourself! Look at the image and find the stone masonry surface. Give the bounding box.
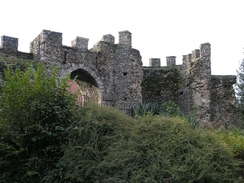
[0,30,237,127]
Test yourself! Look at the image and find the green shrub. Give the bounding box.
[214,127,244,157]
[63,104,241,183]
[62,103,136,182]
[236,107,244,129]
[183,111,200,129]
[162,100,181,117]
[133,100,180,117]
[213,127,244,179]
[133,102,162,116]
[0,64,78,182]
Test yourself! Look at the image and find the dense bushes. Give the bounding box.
[0,64,78,182]
[63,104,241,183]
[213,127,244,178]
[0,65,243,182]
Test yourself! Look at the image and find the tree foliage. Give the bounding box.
[0,64,77,182]
[236,57,244,105]
[236,55,244,127]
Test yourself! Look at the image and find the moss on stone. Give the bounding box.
[0,55,38,68]
[142,65,185,104]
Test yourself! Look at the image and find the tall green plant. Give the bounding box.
[0,64,77,182]
[236,55,244,128]
[133,103,162,116]
[133,100,180,117]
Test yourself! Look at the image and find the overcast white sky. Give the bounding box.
[0,0,243,75]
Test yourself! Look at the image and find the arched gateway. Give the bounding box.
[61,66,103,105]
[30,29,143,109]
[0,29,238,125]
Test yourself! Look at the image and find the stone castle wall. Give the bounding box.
[142,44,236,126]
[0,30,237,126]
[29,30,143,109]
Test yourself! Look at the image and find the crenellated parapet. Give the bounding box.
[166,56,176,66]
[192,49,200,60]
[142,42,236,126]
[0,30,236,127]
[0,36,18,52]
[118,30,132,49]
[40,30,62,47]
[0,35,33,59]
[29,29,143,109]
[149,58,161,67]
[71,37,89,50]
[101,34,115,44]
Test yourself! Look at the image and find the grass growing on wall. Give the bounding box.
[0,55,38,65]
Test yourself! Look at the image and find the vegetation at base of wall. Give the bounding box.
[212,127,244,167]
[162,100,181,117]
[213,127,244,159]
[62,103,241,183]
[133,101,201,128]
[1,99,243,182]
[211,127,244,179]
[133,102,162,116]
[0,64,243,182]
[133,100,181,117]
[0,64,78,183]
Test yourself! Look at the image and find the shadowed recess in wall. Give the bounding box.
[70,69,98,87]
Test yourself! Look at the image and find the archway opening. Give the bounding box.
[69,69,101,105]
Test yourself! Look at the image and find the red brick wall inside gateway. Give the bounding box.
[68,80,84,106]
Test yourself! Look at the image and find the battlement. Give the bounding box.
[71,37,89,50]
[101,34,115,44]
[148,42,211,75]
[0,35,18,52]
[40,30,63,46]
[118,30,132,48]
[166,56,176,66]
[149,58,161,67]
[0,30,135,56]
[0,30,236,127]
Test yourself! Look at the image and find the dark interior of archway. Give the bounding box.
[70,69,98,87]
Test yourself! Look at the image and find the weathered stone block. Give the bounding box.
[1,36,18,52]
[166,56,176,66]
[149,58,161,67]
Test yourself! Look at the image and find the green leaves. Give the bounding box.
[0,63,77,182]
[236,57,244,127]
[133,100,181,117]
[63,104,240,183]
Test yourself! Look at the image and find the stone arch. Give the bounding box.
[59,64,104,104]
